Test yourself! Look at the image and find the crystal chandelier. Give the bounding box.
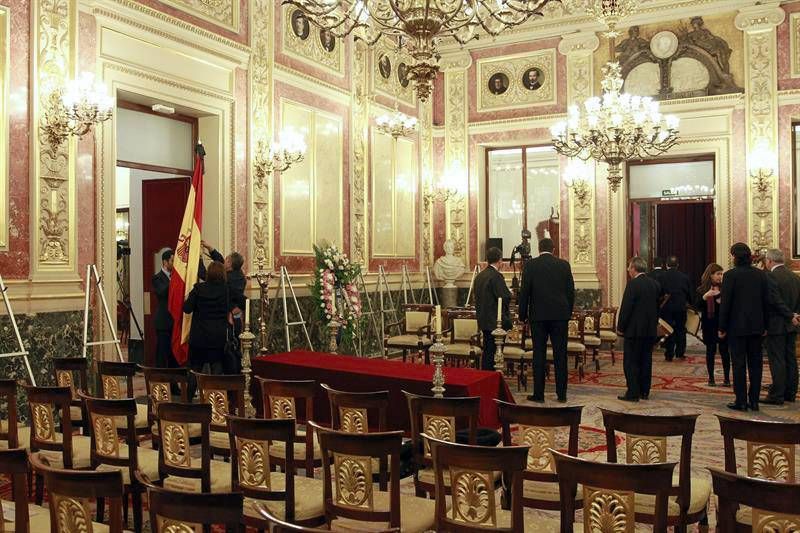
[565,0,638,37]
[376,107,418,138]
[43,72,114,149]
[283,0,557,101]
[253,129,307,179]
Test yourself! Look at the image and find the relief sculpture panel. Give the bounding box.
[283,6,344,76]
[159,0,238,32]
[477,49,556,112]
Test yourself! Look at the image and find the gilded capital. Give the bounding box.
[440,51,473,72]
[735,3,785,33]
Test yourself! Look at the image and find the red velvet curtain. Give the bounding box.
[655,202,714,291]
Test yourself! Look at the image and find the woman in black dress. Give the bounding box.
[696,263,730,386]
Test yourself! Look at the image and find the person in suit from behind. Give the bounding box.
[763,248,800,405]
[660,255,692,361]
[648,256,666,284]
[695,263,729,387]
[474,247,513,370]
[518,238,575,403]
[617,256,661,401]
[152,249,177,368]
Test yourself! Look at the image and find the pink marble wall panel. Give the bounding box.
[234,67,248,260]
[131,0,249,44]
[731,108,749,245]
[778,3,800,91]
[77,11,97,277]
[272,81,351,273]
[557,156,569,260]
[432,73,445,126]
[432,136,446,261]
[778,103,800,268]
[467,37,566,124]
[594,178,609,305]
[0,0,31,278]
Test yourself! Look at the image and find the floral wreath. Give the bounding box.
[311,243,363,342]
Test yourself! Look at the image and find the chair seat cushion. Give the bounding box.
[0,426,28,450]
[210,430,230,450]
[546,342,586,356]
[243,473,326,522]
[162,459,232,493]
[599,331,618,342]
[495,508,560,532]
[736,505,752,526]
[584,335,601,347]
[96,445,160,485]
[69,405,83,421]
[330,492,437,533]
[635,474,712,517]
[443,343,481,356]
[502,347,532,360]
[385,335,432,348]
[417,467,501,487]
[116,403,149,430]
[35,435,93,469]
[269,439,322,462]
[523,480,583,503]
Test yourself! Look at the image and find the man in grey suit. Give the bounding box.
[763,248,800,404]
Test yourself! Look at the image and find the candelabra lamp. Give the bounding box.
[430,334,447,398]
[253,132,307,179]
[43,73,114,149]
[238,321,257,417]
[492,323,507,373]
[328,316,341,354]
[248,259,275,354]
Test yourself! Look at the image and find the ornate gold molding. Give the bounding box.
[477,49,556,112]
[159,0,238,32]
[281,5,344,76]
[351,40,369,267]
[371,43,416,106]
[420,98,434,267]
[32,0,76,273]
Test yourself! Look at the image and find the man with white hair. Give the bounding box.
[763,248,800,404]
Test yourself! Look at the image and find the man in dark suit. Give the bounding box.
[474,247,513,370]
[648,257,665,284]
[152,249,177,368]
[763,249,800,405]
[617,256,661,401]
[660,256,691,361]
[518,238,575,403]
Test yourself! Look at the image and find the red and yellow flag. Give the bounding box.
[168,144,205,365]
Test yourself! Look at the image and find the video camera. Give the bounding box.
[510,229,532,264]
[116,240,131,260]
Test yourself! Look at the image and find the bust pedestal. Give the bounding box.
[440,286,458,309]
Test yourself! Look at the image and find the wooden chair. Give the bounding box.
[253,502,401,532]
[323,383,389,433]
[0,448,36,531]
[546,311,586,381]
[311,421,438,533]
[442,309,482,368]
[426,434,535,532]
[582,310,602,371]
[383,303,434,363]
[601,408,709,531]
[710,467,800,533]
[140,366,194,449]
[29,451,125,533]
[0,379,20,449]
[496,400,584,511]
[82,394,161,533]
[194,372,245,459]
[53,357,90,435]
[143,482,245,532]
[404,391,481,498]
[501,321,533,391]
[257,377,322,477]
[96,361,149,437]
[598,307,619,365]
[227,415,325,529]
[156,401,232,493]
[552,449,677,533]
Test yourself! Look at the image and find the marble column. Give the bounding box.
[736,3,785,250]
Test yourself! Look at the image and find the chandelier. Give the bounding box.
[283,0,557,101]
[565,0,638,37]
[43,72,114,149]
[253,129,307,179]
[551,0,680,192]
[376,107,418,138]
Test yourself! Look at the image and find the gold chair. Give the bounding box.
[96,361,150,438]
[582,310,602,372]
[598,307,620,365]
[383,303,434,363]
[500,321,533,391]
[194,372,245,460]
[710,468,800,533]
[442,309,482,368]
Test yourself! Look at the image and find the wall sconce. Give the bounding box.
[749,140,776,194]
[42,72,114,149]
[563,159,594,203]
[253,128,307,179]
[423,171,463,206]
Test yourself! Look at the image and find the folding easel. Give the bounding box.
[400,265,417,305]
[276,266,313,352]
[376,265,399,340]
[356,272,383,357]
[0,275,35,385]
[82,264,124,362]
[422,266,439,305]
[463,265,480,307]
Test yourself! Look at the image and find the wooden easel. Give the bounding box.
[81,264,124,362]
[0,275,35,385]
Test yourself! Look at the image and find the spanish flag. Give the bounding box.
[168,144,205,366]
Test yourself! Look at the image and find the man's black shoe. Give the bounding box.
[749,403,760,411]
[726,402,747,411]
[556,397,567,403]
[618,395,639,402]
[527,395,545,403]
[640,394,649,400]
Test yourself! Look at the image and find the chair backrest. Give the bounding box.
[568,312,585,342]
[716,414,800,482]
[0,379,18,448]
[322,383,389,433]
[146,484,244,531]
[97,361,140,399]
[227,415,297,522]
[195,372,245,435]
[496,401,583,485]
[446,309,479,343]
[405,391,480,472]
[29,451,125,533]
[710,467,800,532]
[311,421,403,530]
[601,408,699,521]
[157,402,212,492]
[504,320,530,348]
[82,395,139,482]
[552,450,677,533]
[426,435,529,532]
[583,311,600,337]
[53,357,89,400]
[141,366,189,430]
[0,448,30,531]
[22,385,75,467]
[598,307,617,332]
[402,304,434,334]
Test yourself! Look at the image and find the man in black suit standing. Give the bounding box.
[152,249,177,368]
[518,238,575,403]
[617,257,661,401]
[474,247,513,370]
[660,256,691,361]
[648,257,665,284]
[763,249,800,405]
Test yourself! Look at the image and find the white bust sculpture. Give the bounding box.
[433,239,466,288]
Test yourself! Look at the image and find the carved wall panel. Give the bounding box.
[420,99,434,266]
[282,6,344,76]
[477,49,556,112]
[159,0,238,32]
[32,0,77,273]
[371,44,415,106]
[351,40,369,267]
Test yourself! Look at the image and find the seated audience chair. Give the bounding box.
[601,408,710,531]
[383,303,434,363]
[142,481,245,532]
[426,434,540,532]
[54,357,90,435]
[257,377,322,477]
[195,371,245,459]
[710,467,800,533]
[442,309,482,368]
[96,361,149,437]
[29,451,125,533]
[500,321,533,391]
[552,449,677,532]
[140,366,195,449]
[545,312,586,381]
[227,415,326,529]
[311,421,438,533]
[404,391,481,498]
[582,310,602,371]
[0,448,41,532]
[496,400,584,511]
[598,307,619,365]
[0,379,21,449]
[254,503,400,532]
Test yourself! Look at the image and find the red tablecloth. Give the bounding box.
[252,351,514,431]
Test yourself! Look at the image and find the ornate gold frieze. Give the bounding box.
[282,5,344,76]
[158,0,238,32]
[351,40,369,267]
[477,49,556,112]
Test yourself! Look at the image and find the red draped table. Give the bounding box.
[252,351,514,431]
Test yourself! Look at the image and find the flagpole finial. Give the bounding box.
[195,143,206,157]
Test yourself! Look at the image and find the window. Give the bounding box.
[485,145,560,258]
[372,131,417,257]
